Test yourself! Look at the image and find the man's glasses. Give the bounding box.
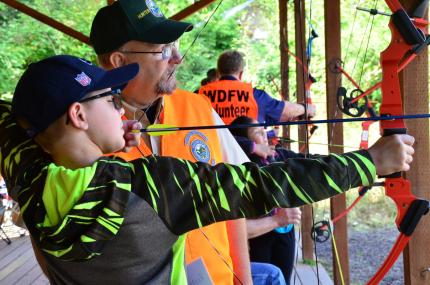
[120,42,177,60]
[79,89,123,110]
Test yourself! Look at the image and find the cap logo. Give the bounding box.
[146,0,163,17]
[137,9,150,19]
[75,72,92,87]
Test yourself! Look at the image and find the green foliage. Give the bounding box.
[0,0,400,109]
[0,0,104,99]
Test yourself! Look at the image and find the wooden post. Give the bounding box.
[399,2,430,284]
[170,0,216,21]
[294,0,314,262]
[279,0,289,101]
[279,0,291,146]
[324,0,350,284]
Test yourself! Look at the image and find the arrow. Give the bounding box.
[136,113,430,136]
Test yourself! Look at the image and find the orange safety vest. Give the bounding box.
[117,89,234,285]
[199,79,258,124]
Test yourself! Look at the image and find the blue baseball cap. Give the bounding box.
[12,55,139,136]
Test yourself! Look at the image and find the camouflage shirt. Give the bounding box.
[0,101,375,284]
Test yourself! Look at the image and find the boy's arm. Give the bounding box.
[130,150,375,235]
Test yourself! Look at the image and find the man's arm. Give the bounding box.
[212,110,252,284]
[253,88,316,122]
[226,219,252,285]
[280,101,316,121]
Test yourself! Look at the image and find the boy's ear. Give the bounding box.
[110,52,127,68]
[67,103,89,130]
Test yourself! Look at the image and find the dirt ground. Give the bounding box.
[316,227,403,285]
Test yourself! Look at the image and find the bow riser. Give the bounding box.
[384,178,414,227]
[379,23,411,130]
[366,2,430,284]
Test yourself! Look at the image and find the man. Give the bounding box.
[199,50,317,125]
[89,0,253,283]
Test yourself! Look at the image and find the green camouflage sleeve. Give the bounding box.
[0,100,376,259]
[129,149,375,235]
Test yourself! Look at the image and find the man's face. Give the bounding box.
[118,40,182,108]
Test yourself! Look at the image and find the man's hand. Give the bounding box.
[122,120,142,153]
[253,143,276,159]
[304,104,316,118]
[281,102,317,121]
[367,134,415,176]
[273,207,302,227]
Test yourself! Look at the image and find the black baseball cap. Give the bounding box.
[12,55,139,136]
[90,0,193,54]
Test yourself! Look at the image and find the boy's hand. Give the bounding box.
[367,134,415,176]
[122,120,142,153]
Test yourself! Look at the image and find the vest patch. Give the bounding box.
[185,131,215,165]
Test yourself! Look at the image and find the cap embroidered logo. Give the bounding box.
[145,0,163,17]
[75,72,92,87]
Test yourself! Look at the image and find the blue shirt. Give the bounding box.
[219,76,285,123]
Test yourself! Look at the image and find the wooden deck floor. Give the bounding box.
[0,221,332,285]
[0,222,48,285]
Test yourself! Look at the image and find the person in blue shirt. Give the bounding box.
[199,50,316,125]
[230,116,316,284]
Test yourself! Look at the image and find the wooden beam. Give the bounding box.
[170,0,216,21]
[294,0,314,263]
[324,0,350,284]
[0,0,90,45]
[279,0,291,146]
[399,2,430,285]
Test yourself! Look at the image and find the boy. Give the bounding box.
[0,55,414,284]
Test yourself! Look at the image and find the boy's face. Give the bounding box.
[81,88,126,153]
[118,40,182,108]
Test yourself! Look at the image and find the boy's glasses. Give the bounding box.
[120,42,177,60]
[79,89,123,110]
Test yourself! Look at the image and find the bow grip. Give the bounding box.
[380,128,407,178]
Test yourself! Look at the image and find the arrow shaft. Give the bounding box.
[141,113,430,133]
